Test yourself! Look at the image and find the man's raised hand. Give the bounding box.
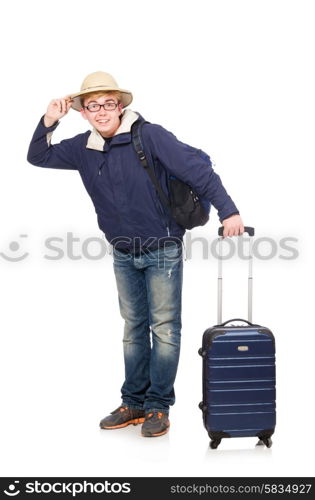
[44,96,73,127]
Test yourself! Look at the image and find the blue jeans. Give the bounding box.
[112,243,183,414]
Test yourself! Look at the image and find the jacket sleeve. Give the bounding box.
[143,123,239,222]
[27,116,78,170]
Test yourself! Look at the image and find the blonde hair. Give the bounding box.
[81,90,122,107]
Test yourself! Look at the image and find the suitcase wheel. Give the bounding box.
[263,437,273,448]
[210,438,221,450]
[256,437,273,448]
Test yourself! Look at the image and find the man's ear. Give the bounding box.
[118,103,124,115]
[80,108,88,120]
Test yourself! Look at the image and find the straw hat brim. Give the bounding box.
[70,86,133,111]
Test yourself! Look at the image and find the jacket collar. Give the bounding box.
[86,109,139,151]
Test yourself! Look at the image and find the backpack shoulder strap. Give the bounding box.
[131,119,149,168]
[131,119,170,210]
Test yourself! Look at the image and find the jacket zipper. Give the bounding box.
[88,160,106,195]
[98,154,108,176]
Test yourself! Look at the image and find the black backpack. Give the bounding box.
[131,119,210,230]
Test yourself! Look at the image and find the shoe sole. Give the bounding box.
[100,417,145,430]
[141,423,170,437]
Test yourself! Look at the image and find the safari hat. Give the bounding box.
[70,71,133,111]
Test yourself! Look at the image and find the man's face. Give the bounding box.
[80,93,123,137]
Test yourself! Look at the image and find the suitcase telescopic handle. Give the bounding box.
[217,226,255,324]
[218,226,255,237]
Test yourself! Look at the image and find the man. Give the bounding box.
[27,71,244,437]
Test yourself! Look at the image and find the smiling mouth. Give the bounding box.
[97,120,110,124]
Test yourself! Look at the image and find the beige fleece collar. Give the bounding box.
[86,109,139,151]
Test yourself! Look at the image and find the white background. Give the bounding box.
[0,0,314,478]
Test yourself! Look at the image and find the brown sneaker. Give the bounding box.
[99,405,145,429]
[141,411,170,437]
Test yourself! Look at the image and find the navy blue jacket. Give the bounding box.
[27,110,239,250]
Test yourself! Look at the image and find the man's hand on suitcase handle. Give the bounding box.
[221,214,244,237]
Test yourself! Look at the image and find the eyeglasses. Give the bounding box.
[84,102,119,112]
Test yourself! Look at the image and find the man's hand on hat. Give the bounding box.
[44,96,73,127]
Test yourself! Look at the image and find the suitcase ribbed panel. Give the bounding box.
[203,327,276,437]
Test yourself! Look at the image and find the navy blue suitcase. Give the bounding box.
[198,227,276,449]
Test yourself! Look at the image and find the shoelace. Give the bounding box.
[111,406,128,415]
[145,411,164,420]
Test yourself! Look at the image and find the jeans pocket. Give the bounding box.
[162,243,182,261]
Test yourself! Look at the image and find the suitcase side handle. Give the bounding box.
[218,226,255,237]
